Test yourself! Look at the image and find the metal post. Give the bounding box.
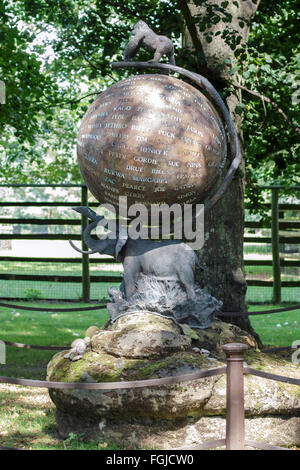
[271,187,281,304]
[223,343,248,450]
[81,185,90,302]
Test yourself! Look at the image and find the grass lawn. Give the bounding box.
[249,305,300,347]
[0,301,299,450]
[0,301,126,449]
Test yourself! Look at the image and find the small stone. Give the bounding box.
[71,339,87,355]
[71,355,83,362]
[192,347,201,353]
[98,442,108,448]
[85,325,101,338]
[201,348,210,356]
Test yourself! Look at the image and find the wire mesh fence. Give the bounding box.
[247,286,300,304]
[0,184,299,303]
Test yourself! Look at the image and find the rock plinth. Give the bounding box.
[47,313,300,448]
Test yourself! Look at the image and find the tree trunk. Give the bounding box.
[179,0,262,343]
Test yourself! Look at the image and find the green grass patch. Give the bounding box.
[0,301,118,449]
[0,384,124,450]
[249,304,300,347]
[0,301,109,378]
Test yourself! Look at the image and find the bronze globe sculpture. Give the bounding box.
[77,74,227,209]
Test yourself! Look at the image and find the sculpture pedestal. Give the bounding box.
[47,313,300,449]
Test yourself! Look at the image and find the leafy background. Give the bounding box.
[0,0,299,197]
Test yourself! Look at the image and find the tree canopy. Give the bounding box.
[0,0,299,196]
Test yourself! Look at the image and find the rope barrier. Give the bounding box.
[2,340,69,351]
[0,301,107,312]
[244,440,290,451]
[175,438,226,450]
[217,304,300,316]
[174,439,290,451]
[262,346,292,353]
[0,445,23,451]
[0,366,226,390]
[0,300,299,315]
[0,366,298,390]
[244,367,300,386]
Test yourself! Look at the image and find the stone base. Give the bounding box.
[47,312,300,448]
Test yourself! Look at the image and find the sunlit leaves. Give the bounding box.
[0,0,298,196]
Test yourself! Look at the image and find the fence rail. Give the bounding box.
[0,273,122,283]
[0,184,299,302]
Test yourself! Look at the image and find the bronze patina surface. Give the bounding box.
[77,74,227,208]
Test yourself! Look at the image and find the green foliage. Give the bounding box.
[240,2,299,200]
[0,0,298,197]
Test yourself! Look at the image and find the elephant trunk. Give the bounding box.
[69,240,99,255]
[69,219,102,255]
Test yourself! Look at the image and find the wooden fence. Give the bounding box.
[0,184,122,301]
[244,185,300,303]
[0,184,299,302]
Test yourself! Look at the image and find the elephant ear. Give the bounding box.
[115,224,128,261]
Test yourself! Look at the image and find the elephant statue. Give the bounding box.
[69,206,203,301]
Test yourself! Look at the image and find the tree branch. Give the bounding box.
[47,91,102,108]
[177,0,205,56]
[232,81,300,135]
[71,38,100,72]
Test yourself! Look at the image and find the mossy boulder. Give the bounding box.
[47,312,299,446]
[47,313,224,430]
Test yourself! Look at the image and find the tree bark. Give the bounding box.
[179,0,261,342]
